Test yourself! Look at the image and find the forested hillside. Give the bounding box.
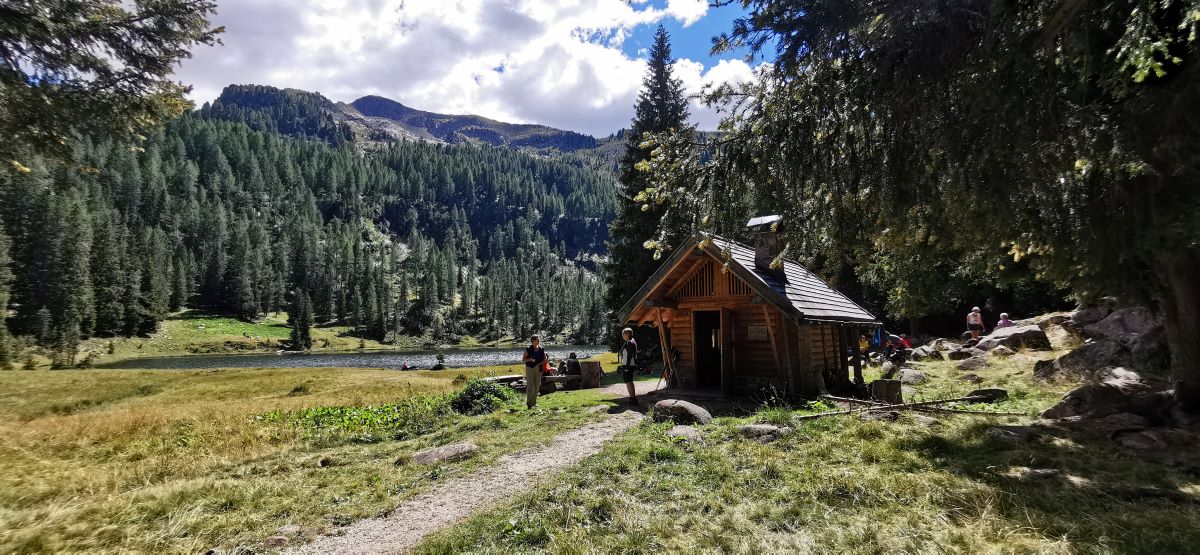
[0,101,615,366]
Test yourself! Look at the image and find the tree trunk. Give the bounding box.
[1161,251,1200,414]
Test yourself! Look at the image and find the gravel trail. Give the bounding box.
[290,409,644,554]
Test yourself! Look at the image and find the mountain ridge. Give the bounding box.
[210,84,599,152]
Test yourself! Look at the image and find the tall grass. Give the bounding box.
[0,366,613,553]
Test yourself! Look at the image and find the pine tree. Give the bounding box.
[604,25,691,340]
[288,289,313,350]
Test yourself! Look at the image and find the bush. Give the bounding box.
[450,379,515,415]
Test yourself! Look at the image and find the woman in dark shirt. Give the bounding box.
[522,335,546,409]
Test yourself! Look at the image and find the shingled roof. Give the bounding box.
[617,234,879,325]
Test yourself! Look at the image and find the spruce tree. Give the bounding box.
[603,24,690,340]
[288,290,313,350]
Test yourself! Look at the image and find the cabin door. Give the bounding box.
[693,310,722,389]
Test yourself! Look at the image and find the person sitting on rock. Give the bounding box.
[996,313,1014,329]
[967,307,986,339]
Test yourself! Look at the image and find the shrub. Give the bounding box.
[450,379,515,415]
[262,394,452,444]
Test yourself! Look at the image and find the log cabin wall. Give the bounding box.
[655,256,793,392]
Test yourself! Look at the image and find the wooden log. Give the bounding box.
[870,379,903,404]
[579,361,602,389]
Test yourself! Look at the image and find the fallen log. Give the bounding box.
[819,395,1026,416]
[796,392,1012,421]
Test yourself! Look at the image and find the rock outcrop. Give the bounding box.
[976,325,1052,352]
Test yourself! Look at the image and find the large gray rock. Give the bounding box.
[990,345,1016,358]
[976,325,1052,352]
[667,425,704,445]
[861,410,900,422]
[411,442,479,465]
[1052,412,1150,436]
[1040,379,1158,420]
[899,368,927,385]
[1034,340,1131,379]
[735,424,793,443]
[652,399,712,424]
[1072,305,1116,327]
[926,338,956,351]
[956,356,988,371]
[948,348,984,361]
[1113,429,1167,451]
[1082,307,1158,347]
[910,345,944,361]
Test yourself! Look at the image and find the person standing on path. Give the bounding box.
[617,327,638,405]
[522,335,547,409]
[967,306,986,339]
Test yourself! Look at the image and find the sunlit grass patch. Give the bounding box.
[417,349,1200,554]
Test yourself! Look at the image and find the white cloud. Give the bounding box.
[176,0,760,136]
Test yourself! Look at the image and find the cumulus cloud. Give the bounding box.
[176,0,761,136]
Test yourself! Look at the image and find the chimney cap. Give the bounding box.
[746,215,782,230]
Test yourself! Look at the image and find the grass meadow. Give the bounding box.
[0,362,616,553]
[418,351,1200,554]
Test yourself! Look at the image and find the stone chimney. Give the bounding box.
[746,215,786,283]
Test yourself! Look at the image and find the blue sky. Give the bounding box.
[620,1,762,67]
[176,1,768,136]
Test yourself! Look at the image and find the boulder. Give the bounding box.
[1034,340,1131,379]
[1040,379,1156,420]
[976,325,1052,352]
[1096,367,1148,384]
[1051,412,1150,436]
[861,410,900,422]
[926,338,956,351]
[967,388,1009,402]
[948,348,983,361]
[1113,429,1167,451]
[956,356,988,371]
[880,360,897,379]
[899,368,927,385]
[1071,306,1114,327]
[1082,307,1159,347]
[990,345,1016,358]
[959,373,984,384]
[910,345,944,361]
[652,399,713,425]
[912,415,941,427]
[265,536,289,548]
[411,442,479,465]
[963,337,980,348]
[667,425,704,445]
[735,424,793,443]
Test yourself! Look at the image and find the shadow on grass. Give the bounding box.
[897,419,1200,552]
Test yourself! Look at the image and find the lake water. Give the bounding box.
[99,345,609,371]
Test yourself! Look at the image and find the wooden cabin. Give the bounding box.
[617,217,880,397]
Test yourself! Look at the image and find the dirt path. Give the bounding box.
[290,409,644,555]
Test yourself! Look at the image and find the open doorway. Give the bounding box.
[693,310,721,389]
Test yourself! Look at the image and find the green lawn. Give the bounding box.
[417,350,1200,554]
